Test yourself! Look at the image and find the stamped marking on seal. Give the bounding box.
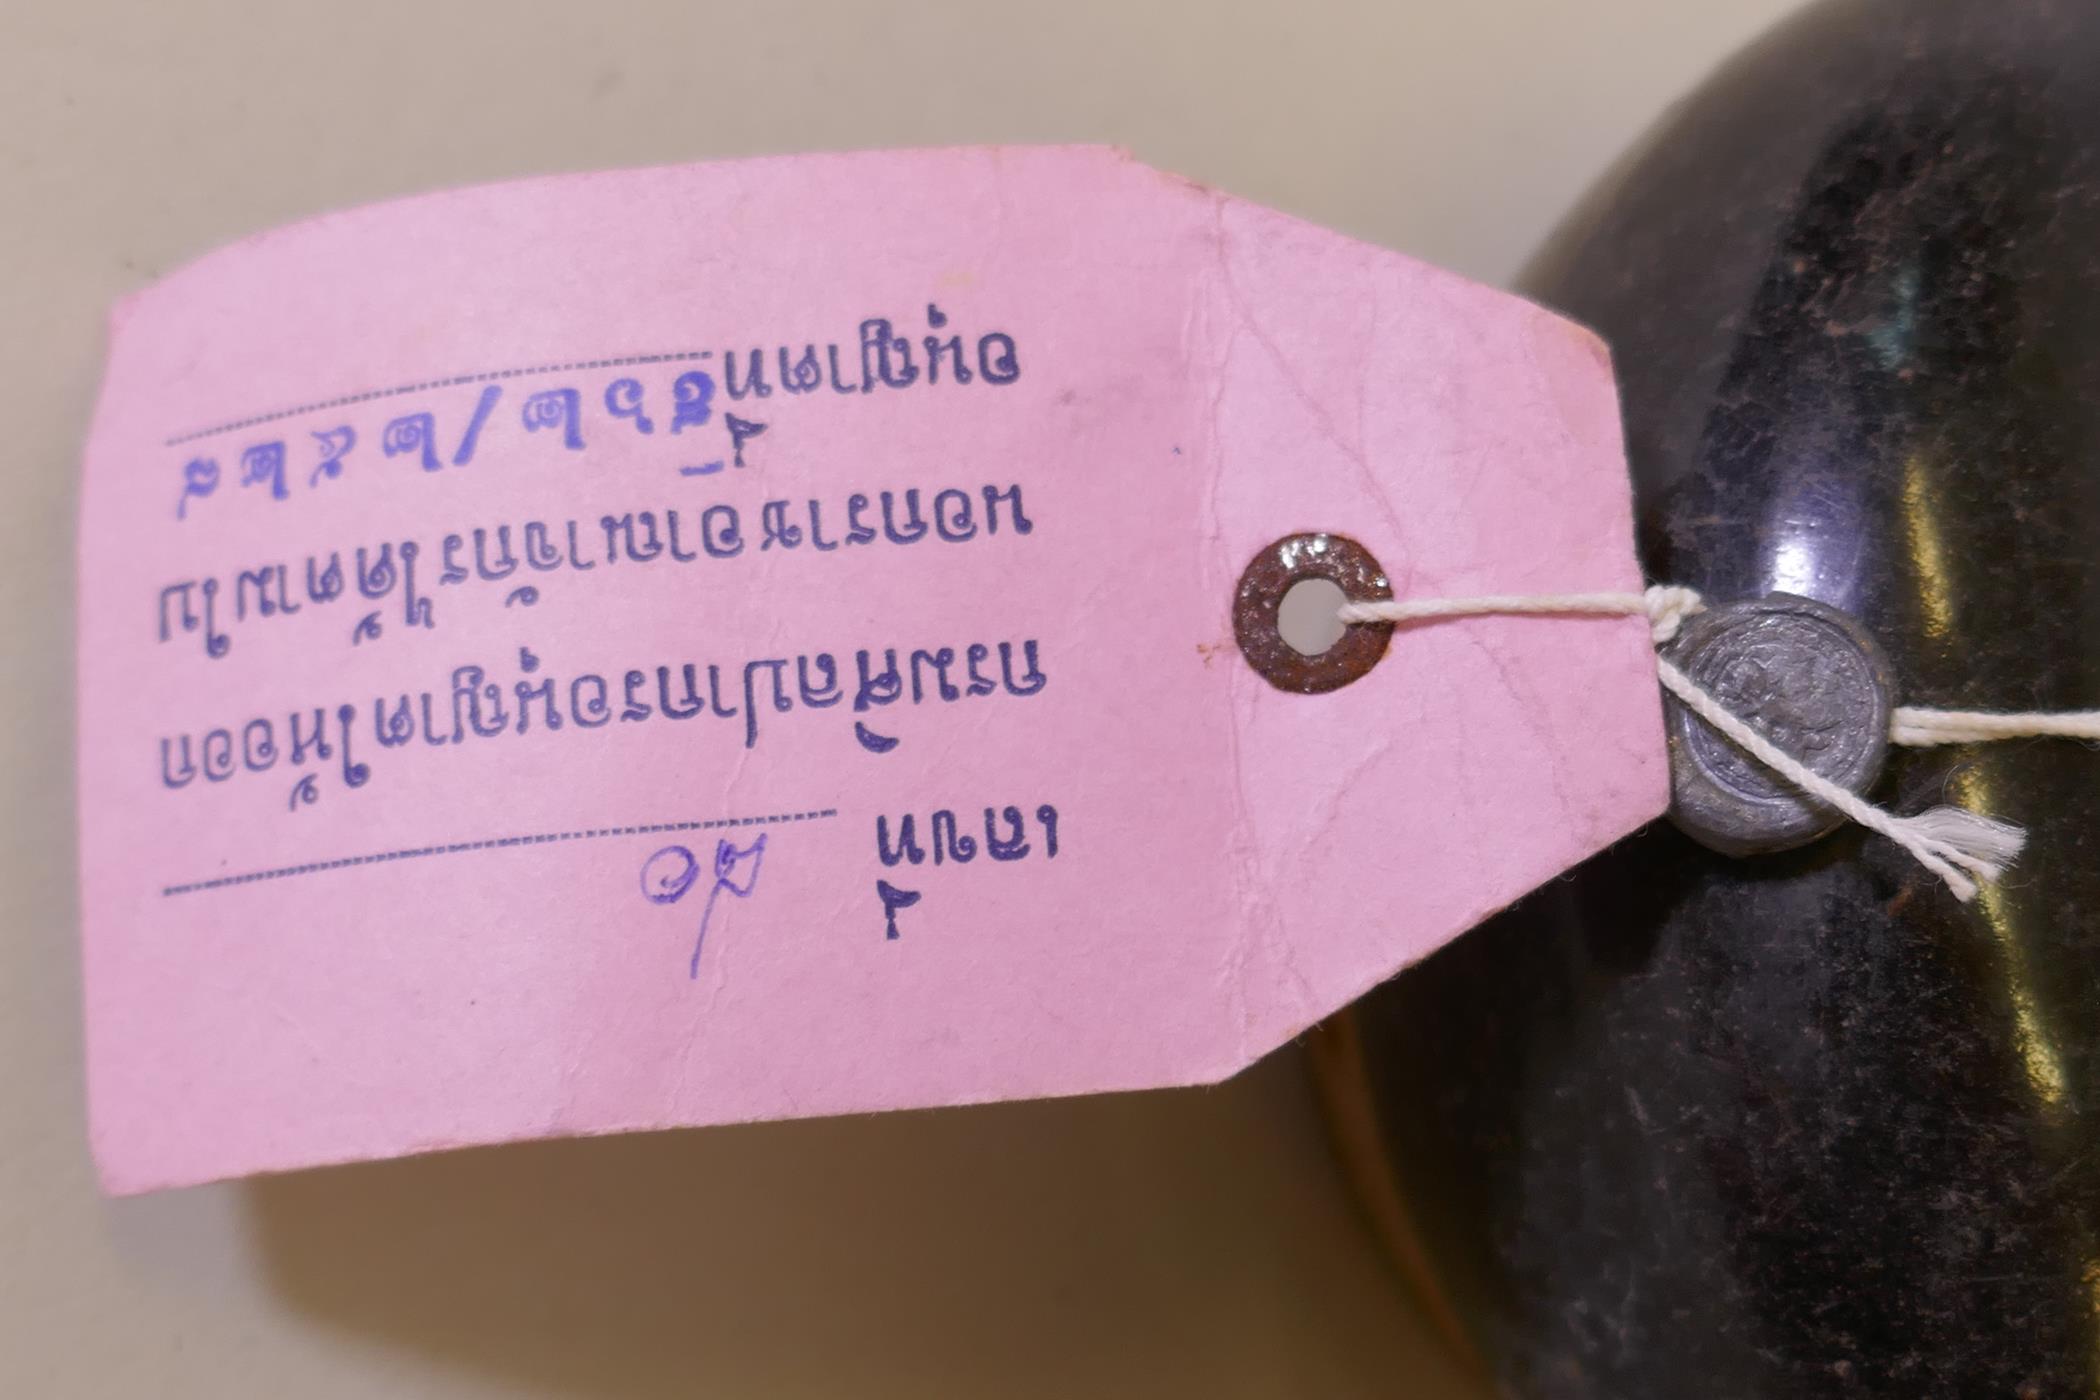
[1663,593,1894,857]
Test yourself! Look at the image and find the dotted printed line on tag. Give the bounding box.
[163,348,719,447]
[160,807,839,897]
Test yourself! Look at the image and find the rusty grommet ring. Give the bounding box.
[1232,532,1394,694]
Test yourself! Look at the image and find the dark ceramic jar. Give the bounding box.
[1320,2,2100,1395]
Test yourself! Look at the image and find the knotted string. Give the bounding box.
[1337,586,2097,901]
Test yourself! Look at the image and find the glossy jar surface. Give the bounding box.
[1326,2,2100,1395]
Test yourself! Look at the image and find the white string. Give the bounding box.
[1891,707,2100,747]
[1337,586,1707,642]
[1651,654,2022,901]
[1333,585,2099,901]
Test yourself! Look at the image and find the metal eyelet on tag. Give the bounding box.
[1233,532,1395,694]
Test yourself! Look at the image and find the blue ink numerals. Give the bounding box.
[643,835,768,978]
[168,304,1024,523]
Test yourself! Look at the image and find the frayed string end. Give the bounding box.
[1888,806,2027,902]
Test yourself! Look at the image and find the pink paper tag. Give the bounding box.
[77,146,1666,1193]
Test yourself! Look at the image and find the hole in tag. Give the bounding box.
[1232,532,1394,694]
[1278,578,1349,657]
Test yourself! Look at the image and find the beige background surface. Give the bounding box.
[1,2,1801,1395]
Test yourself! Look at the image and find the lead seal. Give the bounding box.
[1663,593,1895,857]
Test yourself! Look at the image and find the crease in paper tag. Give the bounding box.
[76,145,1666,1193]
